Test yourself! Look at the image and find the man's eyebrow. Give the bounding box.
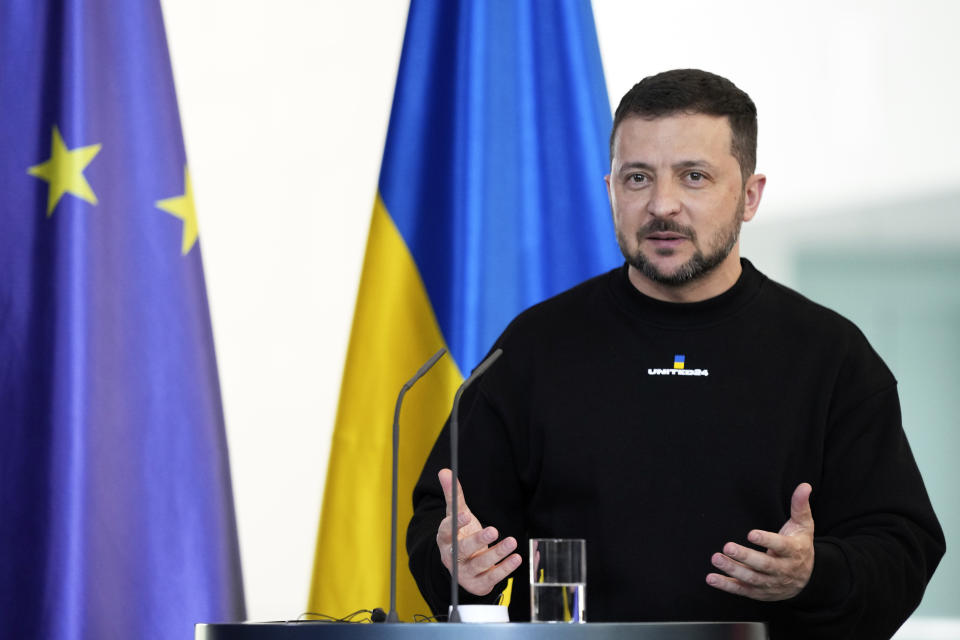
[673,159,716,170]
[618,159,718,173]
[617,161,654,173]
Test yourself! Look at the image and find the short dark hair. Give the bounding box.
[610,69,758,182]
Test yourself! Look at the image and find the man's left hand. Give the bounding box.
[706,482,815,601]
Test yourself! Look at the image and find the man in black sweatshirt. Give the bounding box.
[407,69,945,638]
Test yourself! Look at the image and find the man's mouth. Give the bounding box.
[646,232,687,241]
[645,232,689,248]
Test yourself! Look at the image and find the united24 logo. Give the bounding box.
[647,354,709,377]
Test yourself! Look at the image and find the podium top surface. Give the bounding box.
[196,621,768,640]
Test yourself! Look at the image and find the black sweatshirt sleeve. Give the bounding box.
[407,353,531,619]
[773,372,945,637]
[406,407,504,616]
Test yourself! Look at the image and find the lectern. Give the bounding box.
[196,622,768,640]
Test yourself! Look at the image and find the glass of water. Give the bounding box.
[529,538,586,622]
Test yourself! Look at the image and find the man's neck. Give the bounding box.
[627,252,744,303]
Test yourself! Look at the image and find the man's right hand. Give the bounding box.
[436,468,522,596]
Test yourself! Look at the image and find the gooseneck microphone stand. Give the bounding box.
[386,348,447,623]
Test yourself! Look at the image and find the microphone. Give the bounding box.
[386,348,447,623]
[448,348,503,623]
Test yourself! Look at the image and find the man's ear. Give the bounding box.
[742,173,766,222]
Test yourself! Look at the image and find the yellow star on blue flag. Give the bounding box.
[155,166,198,255]
[27,125,102,217]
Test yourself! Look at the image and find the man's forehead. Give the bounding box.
[614,112,733,142]
[611,113,735,163]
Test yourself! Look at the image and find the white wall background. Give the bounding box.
[160,0,960,626]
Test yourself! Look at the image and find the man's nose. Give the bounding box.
[646,180,682,217]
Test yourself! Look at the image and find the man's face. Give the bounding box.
[605,113,764,289]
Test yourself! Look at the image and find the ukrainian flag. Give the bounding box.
[675,355,686,370]
[309,0,620,619]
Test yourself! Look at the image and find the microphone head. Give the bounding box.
[370,608,387,623]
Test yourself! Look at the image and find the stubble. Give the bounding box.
[617,191,745,286]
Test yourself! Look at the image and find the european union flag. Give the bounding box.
[0,2,245,638]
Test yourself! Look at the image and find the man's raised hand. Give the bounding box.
[706,482,815,601]
[436,468,522,596]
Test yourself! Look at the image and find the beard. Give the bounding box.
[617,192,745,286]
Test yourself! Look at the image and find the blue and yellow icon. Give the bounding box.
[673,355,685,370]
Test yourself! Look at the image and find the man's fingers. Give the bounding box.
[710,527,815,601]
[746,529,791,556]
[439,529,522,596]
[463,536,518,574]
[437,521,495,567]
[434,469,523,596]
[721,543,775,574]
[436,511,472,546]
[464,549,523,596]
[706,573,764,600]
[479,552,523,592]
[711,552,761,583]
[438,468,469,516]
[790,482,814,527]
[455,527,501,563]
[708,485,816,603]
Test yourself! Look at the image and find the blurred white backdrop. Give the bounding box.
[160,0,960,626]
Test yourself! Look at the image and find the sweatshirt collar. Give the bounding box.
[608,258,765,328]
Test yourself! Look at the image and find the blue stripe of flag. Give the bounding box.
[377,0,620,373]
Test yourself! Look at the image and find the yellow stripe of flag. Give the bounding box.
[308,195,462,619]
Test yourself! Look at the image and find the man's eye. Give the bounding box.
[629,174,647,184]
[687,171,704,182]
